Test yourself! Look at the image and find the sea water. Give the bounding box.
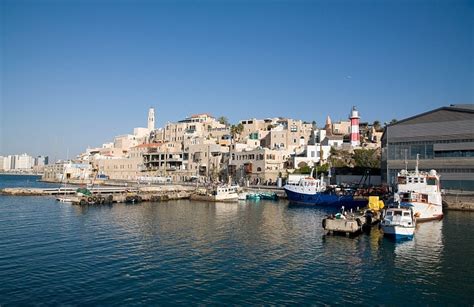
[0,175,472,305]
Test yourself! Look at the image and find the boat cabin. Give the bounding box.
[384,207,415,226]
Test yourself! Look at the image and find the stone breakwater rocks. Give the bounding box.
[0,188,48,196]
[137,185,194,201]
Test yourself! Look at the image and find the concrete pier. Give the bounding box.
[443,192,474,211]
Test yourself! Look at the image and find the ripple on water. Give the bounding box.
[0,195,473,305]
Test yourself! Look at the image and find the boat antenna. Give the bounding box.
[310,167,314,178]
[415,154,419,174]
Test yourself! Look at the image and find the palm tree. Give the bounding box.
[217,116,229,127]
[373,120,382,131]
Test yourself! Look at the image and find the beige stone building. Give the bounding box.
[228,147,291,183]
[157,113,228,143]
[332,120,351,135]
[95,156,143,181]
[261,119,313,151]
[238,118,276,141]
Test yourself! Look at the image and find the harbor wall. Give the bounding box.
[443,193,474,211]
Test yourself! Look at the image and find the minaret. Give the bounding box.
[350,106,360,147]
[148,107,155,131]
[325,115,333,136]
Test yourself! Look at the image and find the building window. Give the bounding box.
[434,150,474,158]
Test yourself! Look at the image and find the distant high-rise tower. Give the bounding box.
[148,107,155,131]
[349,106,360,147]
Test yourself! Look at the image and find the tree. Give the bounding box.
[353,148,381,169]
[329,147,355,168]
[230,123,244,138]
[217,116,229,127]
[373,120,382,132]
[316,163,329,173]
[293,165,312,174]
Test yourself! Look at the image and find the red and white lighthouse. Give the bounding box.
[349,106,360,147]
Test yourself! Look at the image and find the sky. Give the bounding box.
[1,0,473,160]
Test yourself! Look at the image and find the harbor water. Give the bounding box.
[0,175,473,305]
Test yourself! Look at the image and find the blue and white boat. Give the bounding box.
[284,176,368,207]
[381,206,416,240]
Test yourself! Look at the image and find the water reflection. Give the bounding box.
[393,220,444,267]
[41,199,471,305]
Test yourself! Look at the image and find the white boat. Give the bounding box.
[395,163,443,222]
[381,206,416,240]
[238,192,248,201]
[56,197,75,203]
[191,185,239,202]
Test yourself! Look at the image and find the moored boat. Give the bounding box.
[395,164,443,222]
[381,206,416,240]
[258,192,278,200]
[284,176,368,208]
[191,185,239,202]
[246,193,261,201]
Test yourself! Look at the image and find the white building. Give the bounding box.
[12,154,34,170]
[0,156,8,171]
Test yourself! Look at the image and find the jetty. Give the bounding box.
[0,185,195,205]
[0,186,138,196]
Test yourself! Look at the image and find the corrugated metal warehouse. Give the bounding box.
[381,104,474,191]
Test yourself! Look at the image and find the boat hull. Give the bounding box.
[382,225,415,240]
[285,188,368,207]
[400,201,443,222]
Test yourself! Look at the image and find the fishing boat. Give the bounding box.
[381,206,416,240]
[191,185,239,202]
[284,172,368,207]
[395,157,443,222]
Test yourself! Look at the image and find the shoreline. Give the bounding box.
[1,185,473,211]
[0,172,43,176]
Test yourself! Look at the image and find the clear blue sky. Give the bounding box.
[1,0,473,160]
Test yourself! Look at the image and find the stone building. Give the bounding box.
[228,146,291,183]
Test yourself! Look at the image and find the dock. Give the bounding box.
[322,209,382,236]
[0,185,195,205]
[0,186,138,196]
